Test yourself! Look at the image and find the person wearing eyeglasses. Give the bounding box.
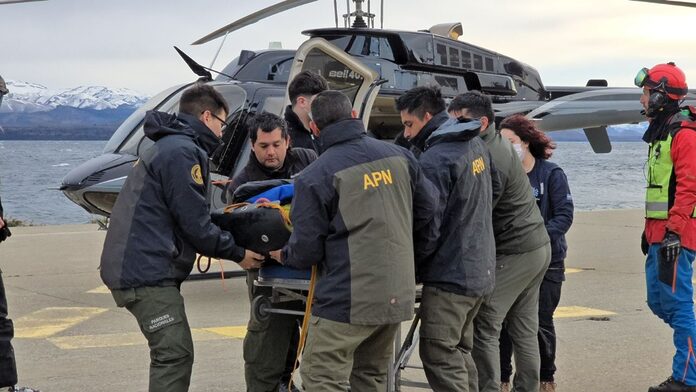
[100,83,265,392]
[635,63,696,392]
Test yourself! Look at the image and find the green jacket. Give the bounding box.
[480,125,549,256]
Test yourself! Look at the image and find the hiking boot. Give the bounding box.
[500,381,511,392]
[279,384,300,392]
[648,377,696,392]
[540,381,557,392]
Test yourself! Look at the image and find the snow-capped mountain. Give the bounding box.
[0,80,148,113]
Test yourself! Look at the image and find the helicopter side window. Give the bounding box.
[461,50,472,69]
[473,54,483,70]
[436,44,448,66]
[448,47,460,68]
[485,57,495,72]
[304,48,365,103]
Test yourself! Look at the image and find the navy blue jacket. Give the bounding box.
[100,111,246,289]
[415,118,497,297]
[282,118,440,325]
[527,159,574,282]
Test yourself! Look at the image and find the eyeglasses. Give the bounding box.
[212,113,229,128]
[203,110,229,131]
[634,67,651,88]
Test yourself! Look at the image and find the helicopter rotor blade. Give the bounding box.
[630,0,696,8]
[0,0,46,4]
[192,0,319,45]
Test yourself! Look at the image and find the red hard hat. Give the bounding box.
[646,62,688,100]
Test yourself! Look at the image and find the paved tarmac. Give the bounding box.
[0,209,675,391]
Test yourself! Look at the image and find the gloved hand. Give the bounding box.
[641,231,649,255]
[660,231,681,265]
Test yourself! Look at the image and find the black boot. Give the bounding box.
[649,377,696,392]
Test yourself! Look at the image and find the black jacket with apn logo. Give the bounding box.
[282,118,440,325]
[415,118,498,297]
[100,111,246,290]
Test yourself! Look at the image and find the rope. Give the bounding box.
[196,254,211,273]
[289,265,318,389]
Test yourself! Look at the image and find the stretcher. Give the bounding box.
[250,264,428,391]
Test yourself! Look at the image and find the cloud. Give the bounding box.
[1,0,695,94]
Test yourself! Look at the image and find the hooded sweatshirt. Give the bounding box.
[100,111,246,289]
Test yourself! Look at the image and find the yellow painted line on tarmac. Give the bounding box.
[202,326,248,339]
[554,306,615,318]
[14,307,109,338]
[47,327,247,350]
[86,285,110,294]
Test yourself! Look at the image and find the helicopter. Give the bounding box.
[60,0,696,218]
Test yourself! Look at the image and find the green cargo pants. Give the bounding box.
[473,243,551,392]
[243,270,303,392]
[418,285,483,392]
[300,315,399,392]
[111,286,194,392]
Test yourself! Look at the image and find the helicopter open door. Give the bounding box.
[285,37,381,127]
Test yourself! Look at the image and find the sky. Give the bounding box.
[2,0,696,96]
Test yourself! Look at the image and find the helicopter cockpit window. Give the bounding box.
[304,48,365,103]
[116,84,247,157]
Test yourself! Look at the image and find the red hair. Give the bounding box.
[499,114,556,159]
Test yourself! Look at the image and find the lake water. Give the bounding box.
[0,140,648,225]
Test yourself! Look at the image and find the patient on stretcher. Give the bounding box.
[211,179,311,281]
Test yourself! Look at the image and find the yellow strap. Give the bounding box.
[289,265,317,389]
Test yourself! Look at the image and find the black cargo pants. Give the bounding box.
[0,268,18,388]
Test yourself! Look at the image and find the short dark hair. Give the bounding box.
[179,84,229,118]
[447,91,495,124]
[394,86,446,120]
[288,71,329,105]
[247,111,288,143]
[311,90,353,130]
[499,114,556,159]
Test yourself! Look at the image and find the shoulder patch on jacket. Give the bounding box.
[191,164,204,185]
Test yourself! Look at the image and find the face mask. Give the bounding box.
[513,143,525,160]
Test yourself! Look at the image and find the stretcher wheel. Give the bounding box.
[251,295,272,324]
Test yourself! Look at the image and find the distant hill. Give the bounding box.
[0,80,147,140]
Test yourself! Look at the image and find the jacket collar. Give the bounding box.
[479,123,498,143]
[317,118,366,154]
[425,117,482,149]
[285,105,311,135]
[642,104,682,144]
[143,111,221,156]
[176,113,222,155]
[409,111,449,152]
[246,148,296,177]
